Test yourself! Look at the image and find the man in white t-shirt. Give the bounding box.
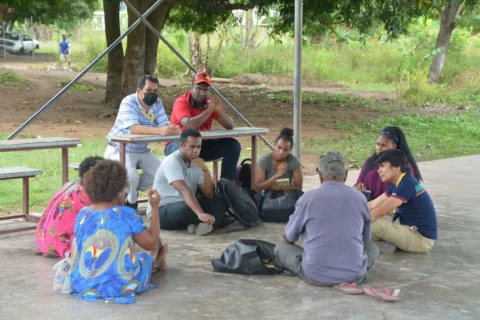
[148,129,228,236]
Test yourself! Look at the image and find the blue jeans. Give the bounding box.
[165,138,241,181]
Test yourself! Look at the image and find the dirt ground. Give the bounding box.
[0,61,444,174]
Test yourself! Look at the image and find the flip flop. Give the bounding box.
[334,282,364,295]
[364,287,400,302]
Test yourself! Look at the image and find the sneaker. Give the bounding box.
[126,200,138,211]
[187,223,214,236]
[374,240,397,253]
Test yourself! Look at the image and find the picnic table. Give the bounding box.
[0,137,81,234]
[0,137,82,185]
[107,127,269,186]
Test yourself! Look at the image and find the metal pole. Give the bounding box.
[122,0,274,150]
[80,22,83,57]
[31,16,35,61]
[293,0,303,159]
[7,0,166,140]
[2,22,5,60]
[57,19,60,60]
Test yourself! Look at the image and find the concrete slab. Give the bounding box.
[1,156,479,319]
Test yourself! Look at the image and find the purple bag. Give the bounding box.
[235,159,252,189]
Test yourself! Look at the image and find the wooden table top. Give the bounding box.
[0,137,82,151]
[107,127,269,143]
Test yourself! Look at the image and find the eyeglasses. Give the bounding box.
[193,86,210,93]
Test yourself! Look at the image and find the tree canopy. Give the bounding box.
[167,0,429,39]
[2,0,98,30]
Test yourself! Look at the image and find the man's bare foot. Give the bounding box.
[152,241,169,272]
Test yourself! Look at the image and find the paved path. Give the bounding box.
[1,156,479,319]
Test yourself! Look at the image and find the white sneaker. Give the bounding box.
[187,223,214,236]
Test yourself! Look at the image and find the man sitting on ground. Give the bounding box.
[164,71,241,181]
[105,75,180,210]
[369,149,437,253]
[275,152,379,286]
[149,129,228,236]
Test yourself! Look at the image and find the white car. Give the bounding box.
[0,32,39,54]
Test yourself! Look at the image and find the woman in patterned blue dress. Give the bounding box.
[70,160,168,304]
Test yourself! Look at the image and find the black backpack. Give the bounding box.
[216,178,261,228]
[212,239,282,275]
[235,159,252,189]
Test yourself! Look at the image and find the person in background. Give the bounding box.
[275,152,379,286]
[368,150,437,253]
[70,160,168,304]
[254,128,303,193]
[355,126,422,200]
[165,71,241,181]
[35,156,103,258]
[149,129,228,236]
[59,33,71,68]
[104,75,180,210]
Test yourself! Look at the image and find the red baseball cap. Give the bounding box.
[194,72,211,86]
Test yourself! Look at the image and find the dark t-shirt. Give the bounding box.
[386,173,437,239]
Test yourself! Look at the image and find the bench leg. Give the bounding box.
[251,135,257,188]
[62,147,69,185]
[213,160,219,183]
[23,177,29,215]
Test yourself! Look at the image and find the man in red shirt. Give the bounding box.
[165,72,241,181]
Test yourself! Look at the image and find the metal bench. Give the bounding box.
[0,166,42,234]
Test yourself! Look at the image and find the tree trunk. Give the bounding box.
[201,34,211,72]
[144,0,171,76]
[428,1,462,84]
[184,30,194,76]
[7,21,14,32]
[34,24,51,42]
[104,0,125,107]
[244,10,254,52]
[122,0,171,93]
[0,6,9,25]
[239,12,244,49]
[190,32,201,70]
[211,24,226,76]
[122,0,147,94]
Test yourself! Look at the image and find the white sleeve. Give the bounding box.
[164,159,185,184]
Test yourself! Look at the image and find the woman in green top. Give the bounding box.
[254,128,303,192]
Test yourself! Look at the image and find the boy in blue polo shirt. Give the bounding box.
[59,33,71,68]
[368,149,437,253]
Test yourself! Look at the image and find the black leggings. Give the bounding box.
[159,194,228,230]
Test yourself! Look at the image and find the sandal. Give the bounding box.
[364,287,400,302]
[334,282,364,295]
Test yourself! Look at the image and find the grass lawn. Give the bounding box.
[304,110,480,165]
[1,109,480,215]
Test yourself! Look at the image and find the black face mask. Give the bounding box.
[143,92,158,106]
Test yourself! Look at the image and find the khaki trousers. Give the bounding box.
[371,215,435,253]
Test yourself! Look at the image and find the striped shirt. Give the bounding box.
[107,93,170,153]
